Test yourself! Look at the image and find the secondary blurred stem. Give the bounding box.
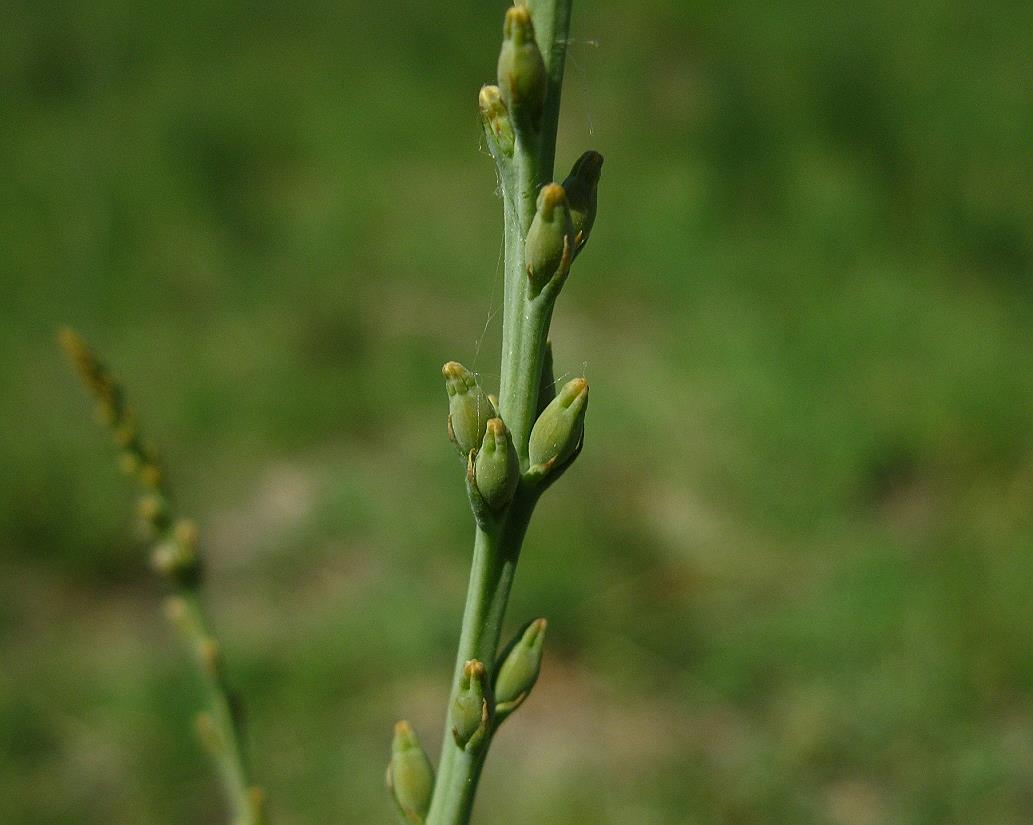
[58,329,260,825]
[176,591,256,825]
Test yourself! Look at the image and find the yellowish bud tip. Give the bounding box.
[478,85,504,114]
[485,418,506,443]
[392,720,418,750]
[463,659,487,682]
[539,183,567,211]
[503,6,534,43]
[174,518,199,549]
[569,376,588,393]
[198,637,222,677]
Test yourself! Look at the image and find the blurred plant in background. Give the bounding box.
[59,2,599,822]
[3,0,1033,824]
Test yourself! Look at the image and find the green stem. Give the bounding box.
[426,494,536,825]
[428,4,573,823]
[178,590,258,825]
[529,0,573,184]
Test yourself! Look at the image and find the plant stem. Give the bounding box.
[177,590,258,825]
[58,328,262,825]
[427,493,536,825]
[529,0,573,186]
[429,4,575,821]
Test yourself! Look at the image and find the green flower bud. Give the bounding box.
[150,528,201,587]
[528,377,588,472]
[386,721,434,824]
[561,151,603,255]
[494,618,547,722]
[451,659,492,751]
[525,183,574,294]
[443,361,495,457]
[473,419,519,511]
[137,492,170,532]
[478,85,514,157]
[497,6,547,126]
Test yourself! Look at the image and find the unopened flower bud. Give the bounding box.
[197,637,222,678]
[139,461,163,490]
[478,85,515,156]
[387,721,434,824]
[137,492,170,531]
[494,618,547,722]
[473,419,519,511]
[528,377,588,471]
[443,362,495,456]
[525,183,574,293]
[497,6,547,126]
[561,151,603,255]
[150,533,200,586]
[451,659,492,751]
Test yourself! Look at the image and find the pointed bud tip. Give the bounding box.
[503,5,534,39]
[562,377,589,401]
[573,151,604,182]
[57,326,81,351]
[485,418,506,438]
[527,617,548,642]
[463,659,487,680]
[539,183,568,211]
[479,85,503,110]
[442,361,464,379]
[392,720,417,750]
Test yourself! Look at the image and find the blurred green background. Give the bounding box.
[3,0,1033,823]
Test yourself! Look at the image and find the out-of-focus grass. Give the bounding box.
[2,0,1033,823]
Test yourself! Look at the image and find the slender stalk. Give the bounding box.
[426,4,578,823]
[427,492,536,825]
[59,328,262,825]
[528,0,573,184]
[175,591,257,824]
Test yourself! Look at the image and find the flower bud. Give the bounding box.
[137,492,170,532]
[150,526,200,586]
[478,85,515,157]
[443,362,495,457]
[528,377,588,472]
[525,183,574,294]
[561,151,603,255]
[473,419,519,511]
[197,637,222,679]
[387,721,434,824]
[497,6,547,126]
[451,659,492,751]
[494,618,547,722]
